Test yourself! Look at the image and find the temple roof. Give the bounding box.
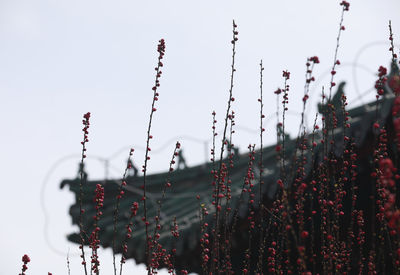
[61,63,400,267]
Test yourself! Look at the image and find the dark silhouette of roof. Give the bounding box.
[61,62,400,272]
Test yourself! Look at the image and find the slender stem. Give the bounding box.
[78,112,91,275]
[149,142,180,274]
[328,5,348,100]
[389,21,397,64]
[142,39,166,273]
[256,60,266,273]
[211,20,238,273]
[67,248,71,275]
[112,149,134,275]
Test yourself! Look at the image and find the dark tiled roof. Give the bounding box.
[61,63,400,266]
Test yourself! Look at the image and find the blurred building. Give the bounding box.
[62,62,400,274]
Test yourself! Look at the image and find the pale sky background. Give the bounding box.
[1,0,400,274]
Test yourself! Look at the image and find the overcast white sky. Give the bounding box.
[1,0,399,274]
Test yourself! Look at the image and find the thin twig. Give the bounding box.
[142,39,166,274]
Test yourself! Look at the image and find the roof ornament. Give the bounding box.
[226,140,239,159]
[126,159,138,177]
[276,122,290,143]
[177,149,187,170]
[388,60,400,95]
[77,162,88,181]
[318,82,346,130]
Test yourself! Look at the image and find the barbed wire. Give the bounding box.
[352,41,400,103]
[39,116,300,257]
